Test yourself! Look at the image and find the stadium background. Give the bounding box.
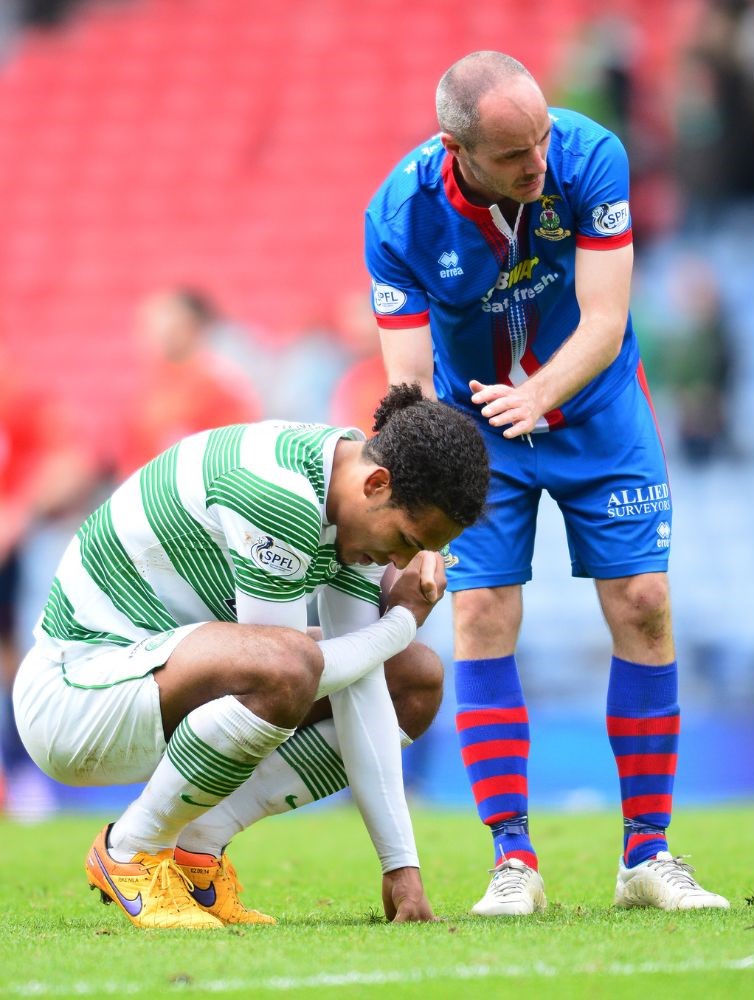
[0,0,752,818]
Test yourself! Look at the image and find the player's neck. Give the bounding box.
[453,159,521,226]
[326,439,362,526]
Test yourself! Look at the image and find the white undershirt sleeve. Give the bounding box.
[318,581,419,873]
[315,605,416,698]
[235,590,309,632]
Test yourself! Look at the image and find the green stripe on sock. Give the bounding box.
[167,718,258,798]
[278,725,347,800]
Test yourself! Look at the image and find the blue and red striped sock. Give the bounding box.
[455,655,536,869]
[606,655,679,868]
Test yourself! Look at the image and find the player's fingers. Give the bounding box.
[393,903,438,923]
[475,389,512,407]
[503,417,536,438]
[432,552,447,599]
[488,402,533,428]
[418,550,439,603]
[480,396,518,419]
[469,378,492,403]
[470,380,511,405]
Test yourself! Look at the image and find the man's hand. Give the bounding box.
[382,866,437,922]
[470,378,544,438]
[385,551,446,627]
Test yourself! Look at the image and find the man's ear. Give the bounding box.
[440,132,462,157]
[364,466,392,499]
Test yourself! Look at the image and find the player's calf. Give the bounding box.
[178,639,443,837]
[384,640,444,739]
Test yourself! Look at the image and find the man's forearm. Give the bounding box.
[315,606,417,698]
[525,315,624,413]
[330,670,419,873]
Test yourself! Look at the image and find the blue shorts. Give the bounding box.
[446,374,672,590]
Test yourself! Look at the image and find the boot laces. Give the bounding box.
[646,854,700,889]
[487,860,533,898]
[146,857,196,911]
[219,855,244,893]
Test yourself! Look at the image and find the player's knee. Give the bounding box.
[453,587,522,649]
[275,633,323,717]
[237,628,323,729]
[621,575,671,639]
[385,641,444,740]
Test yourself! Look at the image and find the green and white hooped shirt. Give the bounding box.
[37,420,382,664]
[34,419,420,874]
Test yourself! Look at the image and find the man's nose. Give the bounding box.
[529,146,547,173]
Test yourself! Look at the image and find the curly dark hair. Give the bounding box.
[363,383,489,527]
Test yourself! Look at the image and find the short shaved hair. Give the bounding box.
[436,51,535,149]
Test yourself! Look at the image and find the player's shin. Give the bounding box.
[607,656,679,867]
[176,719,414,854]
[108,696,294,860]
[455,655,537,869]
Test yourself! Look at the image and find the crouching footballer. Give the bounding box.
[13,386,489,928]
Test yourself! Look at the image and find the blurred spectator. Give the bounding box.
[116,288,264,481]
[0,2,20,61]
[0,350,101,817]
[19,0,87,28]
[551,13,638,142]
[631,252,734,464]
[551,12,679,245]
[263,292,388,427]
[264,325,351,425]
[661,257,733,463]
[674,0,754,229]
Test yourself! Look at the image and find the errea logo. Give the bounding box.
[656,521,671,548]
[439,250,463,278]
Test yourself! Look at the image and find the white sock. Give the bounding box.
[177,720,413,856]
[108,696,294,860]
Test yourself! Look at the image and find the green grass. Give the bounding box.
[0,804,752,999]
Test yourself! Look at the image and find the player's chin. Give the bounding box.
[518,179,545,201]
[518,183,544,205]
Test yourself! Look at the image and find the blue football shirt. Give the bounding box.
[365,108,638,430]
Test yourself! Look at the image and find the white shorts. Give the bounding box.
[13,624,204,786]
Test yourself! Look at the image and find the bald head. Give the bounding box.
[436,51,544,150]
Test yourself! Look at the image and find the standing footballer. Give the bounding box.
[365,50,728,915]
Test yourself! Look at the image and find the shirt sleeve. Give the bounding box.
[235,590,308,631]
[573,130,633,250]
[365,211,430,330]
[318,571,420,873]
[206,466,319,612]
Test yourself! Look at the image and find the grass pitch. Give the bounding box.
[0,804,751,999]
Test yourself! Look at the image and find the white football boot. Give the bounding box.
[471,857,547,916]
[614,851,730,910]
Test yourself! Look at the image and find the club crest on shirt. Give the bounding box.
[249,534,302,577]
[441,544,459,569]
[534,195,572,241]
[144,630,176,651]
